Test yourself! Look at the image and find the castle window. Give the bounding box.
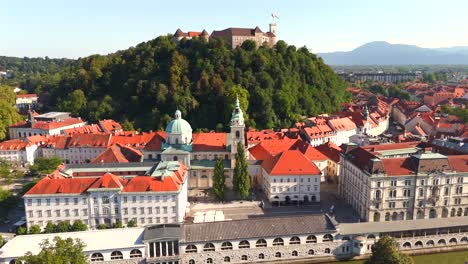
[236,131,240,139]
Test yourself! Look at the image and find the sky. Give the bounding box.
[1,0,468,58]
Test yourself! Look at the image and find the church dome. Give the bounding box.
[165,110,192,134]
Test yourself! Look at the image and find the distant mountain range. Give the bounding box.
[318,41,468,65]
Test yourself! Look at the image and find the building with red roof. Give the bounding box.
[91,143,143,164]
[0,139,37,166]
[15,93,38,113]
[23,161,188,230]
[249,139,322,204]
[9,111,87,139]
[339,142,468,223]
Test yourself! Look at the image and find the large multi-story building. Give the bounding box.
[339,142,468,222]
[23,161,188,230]
[211,23,277,48]
[9,112,87,139]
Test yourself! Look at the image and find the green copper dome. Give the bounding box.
[165,110,192,134]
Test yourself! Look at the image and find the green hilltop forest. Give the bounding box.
[3,37,350,131]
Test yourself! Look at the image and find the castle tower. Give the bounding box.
[269,22,277,35]
[230,96,245,162]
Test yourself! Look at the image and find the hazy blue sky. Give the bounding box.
[2,0,467,58]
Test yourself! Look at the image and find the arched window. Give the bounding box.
[367,234,376,240]
[203,243,215,252]
[235,131,240,139]
[9,260,16,264]
[449,238,457,244]
[90,253,104,262]
[402,242,411,248]
[189,260,195,264]
[289,236,301,245]
[426,240,434,246]
[239,240,250,248]
[273,237,284,246]
[206,258,213,264]
[256,239,267,247]
[461,237,468,243]
[324,248,331,254]
[306,235,317,243]
[130,249,142,258]
[258,253,265,259]
[186,244,197,253]
[224,256,231,262]
[308,249,315,255]
[323,234,334,242]
[373,212,380,222]
[221,242,233,250]
[438,239,446,245]
[375,189,381,199]
[292,250,298,256]
[415,241,423,248]
[173,156,178,161]
[110,251,123,260]
[451,208,456,217]
[457,208,463,216]
[175,138,179,144]
[241,255,248,261]
[275,252,281,258]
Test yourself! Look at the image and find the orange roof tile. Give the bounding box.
[91,144,142,164]
[192,132,227,151]
[0,139,31,151]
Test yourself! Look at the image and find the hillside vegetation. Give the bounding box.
[8,37,349,131]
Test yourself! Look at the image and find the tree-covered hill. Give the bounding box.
[9,37,350,131]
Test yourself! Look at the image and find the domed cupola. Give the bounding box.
[165,110,192,145]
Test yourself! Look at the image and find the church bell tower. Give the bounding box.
[230,96,245,161]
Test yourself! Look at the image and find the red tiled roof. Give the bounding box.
[381,158,414,176]
[64,124,102,135]
[246,130,285,145]
[88,172,127,189]
[25,163,188,195]
[31,118,85,130]
[448,155,468,172]
[16,94,37,98]
[0,139,31,151]
[110,132,156,148]
[91,144,143,164]
[315,142,341,162]
[268,150,321,176]
[99,119,122,133]
[328,117,357,131]
[68,133,111,148]
[192,132,227,151]
[143,131,165,151]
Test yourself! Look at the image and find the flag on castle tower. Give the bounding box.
[271,13,279,20]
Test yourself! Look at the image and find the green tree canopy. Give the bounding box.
[0,85,22,140]
[233,141,251,199]
[213,158,226,201]
[365,236,414,264]
[55,221,71,233]
[71,220,88,232]
[29,225,41,234]
[30,156,62,175]
[18,237,87,264]
[127,219,137,227]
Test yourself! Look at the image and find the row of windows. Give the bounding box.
[27,197,86,206]
[272,177,318,183]
[28,209,87,218]
[185,235,334,253]
[90,249,142,262]
[123,216,176,224]
[376,177,464,188]
[122,195,175,203]
[188,248,331,264]
[122,206,176,215]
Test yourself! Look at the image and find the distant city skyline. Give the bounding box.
[2,0,468,58]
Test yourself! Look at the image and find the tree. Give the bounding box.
[44,222,56,233]
[127,219,137,227]
[365,236,414,264]
[212,158,226,201]
[55,221,71,233]
[71,220,88,231]
[29,225,41,234]
[0,85,22,140]
[58,89,87,116]
[112,220,124,228]
[18,236,87,264]
[121,119,135,131]
[29,156,62,176]
[233,141,251,199]
[96,224,108,230]
[16,226,27,235]
[0,235,3,248]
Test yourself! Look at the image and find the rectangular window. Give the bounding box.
[37,199,41,206]
[140,196,144,203]
[46,210,52,217]
[46,199,51,206]
[172,206,176,213]
[148,218,153,223]
[102,196,110,204]
[405,179,411,186]
[391,180,397,187]
[55,198,60,205]
[27,199,32,206]
[148,207,153,214]
[82,209,88,216]
[140,207,145,214]
[37,210,42,217]
[141,218,145,224]
[123,208,128,215]
[114,196,118,203]
[55,210,61,217]
[147,196,152,202]
[458,177,463,184]
[28,210,33,217]
[82,198,87,205]
[74,209,79,216]
[163,207,168,214]
[420,180,425,186]
[156,207,160,214]
[114,207,119,214]
[163,217,168,223]
[156,217,161,223]
[132,196,137,203]
[132,207,137,214]
[163,196,167,202]
[103,207,110,215]
[123,197,128,203]
[155,196,160,202]
[65,198,69,205]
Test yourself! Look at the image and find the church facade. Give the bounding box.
[144,98,245,189]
